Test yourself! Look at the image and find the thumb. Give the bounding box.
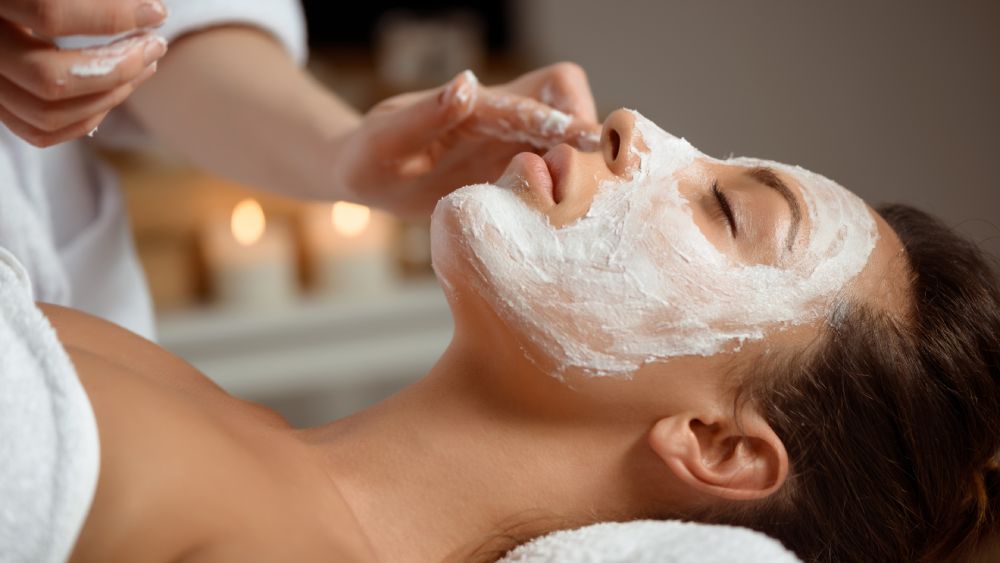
[365,70,478,158]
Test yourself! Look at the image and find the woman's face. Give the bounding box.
[431,109,884,380]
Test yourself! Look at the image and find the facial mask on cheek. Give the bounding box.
[433,111,878,378]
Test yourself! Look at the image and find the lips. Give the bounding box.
[543,144,576,205]
[501,144,574,208]
[506,152,555,206]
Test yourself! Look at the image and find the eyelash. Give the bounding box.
[712,181,737,237]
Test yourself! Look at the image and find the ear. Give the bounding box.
[648,411,789,501]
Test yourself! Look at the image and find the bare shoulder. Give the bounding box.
[41,303,289,426]
[48,305,375,563]
[41,303,230,398]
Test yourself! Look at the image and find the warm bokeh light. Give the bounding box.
[231,198,266,246]
[331,202,371,238]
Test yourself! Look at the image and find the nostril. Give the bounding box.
[601,110,636,172]
[607,129,621,162]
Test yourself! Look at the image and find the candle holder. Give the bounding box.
[202,198,297,308]
[302,202,397,297]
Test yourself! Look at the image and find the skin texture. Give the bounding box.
[0,0,167,147]
[59,111,908,562]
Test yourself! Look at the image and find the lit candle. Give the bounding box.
[303,201,396,296]
[203,198,297,308]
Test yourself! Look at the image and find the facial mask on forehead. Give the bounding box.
[433,111,878,377]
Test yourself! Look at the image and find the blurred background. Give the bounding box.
[108,0,1000,427]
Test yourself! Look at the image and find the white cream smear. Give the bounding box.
[453,70,600,151]
[69,34,165,78]
[433,111,878,377]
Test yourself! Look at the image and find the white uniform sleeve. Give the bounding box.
[156,0,307,65]
[57,0,307,64]
[59,0,308,146]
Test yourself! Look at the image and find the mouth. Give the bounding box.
[504,152,555,206]
[542,144,573,205]
[499,144,575,209]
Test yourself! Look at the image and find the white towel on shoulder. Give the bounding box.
[498,520,802,563]
[0,248,101,563]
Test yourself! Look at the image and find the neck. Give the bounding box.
[302,338,661,562]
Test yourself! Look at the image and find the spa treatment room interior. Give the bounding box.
[1,1,998,562]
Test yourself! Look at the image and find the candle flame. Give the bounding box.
[231,198,266,246]
[331,202,371,238]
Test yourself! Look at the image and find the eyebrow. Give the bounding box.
[744,167,802,252]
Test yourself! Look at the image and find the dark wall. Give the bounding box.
[301,1,511,50]
[515,0,1000,257]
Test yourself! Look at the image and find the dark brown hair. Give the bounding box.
[707,204,1000,562]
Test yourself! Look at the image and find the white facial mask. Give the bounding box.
[432,111,878,377]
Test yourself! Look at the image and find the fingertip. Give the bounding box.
[137,59,158,83]
[87,110,110,130]
[547,117,598,152]
[135,1,169,29]
[439,69,479,114]
[141,35,168,66]
[459,69,479,87]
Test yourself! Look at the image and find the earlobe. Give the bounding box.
[648,412,789,502]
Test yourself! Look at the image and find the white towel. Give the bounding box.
[498,520,802,563]
[0,248,101,563]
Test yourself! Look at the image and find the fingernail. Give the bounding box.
[460,69,479,86]
[143,36,167,65]
[136,1,167,28]
[440,69,478,108]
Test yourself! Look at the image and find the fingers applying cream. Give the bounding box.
[448,69,600,151]
[70,32,167,78]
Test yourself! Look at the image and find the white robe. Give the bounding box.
[0,0,307,340]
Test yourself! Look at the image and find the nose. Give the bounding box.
[601,109,637,175]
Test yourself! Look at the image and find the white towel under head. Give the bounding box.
[0,248,101,563]
[498,520,802,563]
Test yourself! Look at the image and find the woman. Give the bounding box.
[3,110,997,563]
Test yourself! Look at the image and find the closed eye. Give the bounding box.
[712,180,737,237]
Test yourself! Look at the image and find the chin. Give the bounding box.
[429,184,564,373]
[429,184,489,301]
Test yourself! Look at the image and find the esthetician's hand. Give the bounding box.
[331,63,602,217]
[0,0,168,147]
